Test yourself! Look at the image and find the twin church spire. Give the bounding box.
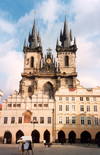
[57,18,76,48]
[23,18,42,49]
[23,14,77,50]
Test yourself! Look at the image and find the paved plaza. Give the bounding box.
[0,143,100,155]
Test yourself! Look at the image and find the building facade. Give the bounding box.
[0,15,100,144]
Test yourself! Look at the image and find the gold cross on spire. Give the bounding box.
[46,47,52,52]
[65,10,67,18]
[34,10,36,19]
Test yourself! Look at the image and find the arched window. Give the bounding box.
[31,57,34,67]
[65,56,69,66]
[43,82,54,99]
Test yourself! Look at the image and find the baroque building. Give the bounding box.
[0,15,100,144]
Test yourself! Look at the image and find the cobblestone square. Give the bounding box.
[0,144,100,155]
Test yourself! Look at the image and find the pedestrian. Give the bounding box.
[88,138,90,146]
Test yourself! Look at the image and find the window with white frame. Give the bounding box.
[72,97,75,101]
[80,97,83,101]
[94,117,98,125]
[59,105,62,111]
[86,105,90,112]
[87,117,91,124]
[47,117,51,124]
[18,117,22,123]
[59,97,62,101]
[66,105,69,111]
[59,116,62,124]
[80,105,84,111]
[93,97,97,101]
[86,97,90,101]
[4,117,8,124]
[81,117,84,124]
[94,105,97,112]
[66,117,69,124]
[40,117,44,123]
[11,117,15,124]
[72,116,76,124]
[72,105,75,112]
[65,97,69,101]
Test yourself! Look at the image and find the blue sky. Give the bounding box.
[0,0,100,102]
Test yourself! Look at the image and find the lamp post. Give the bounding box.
[31,119,38,146]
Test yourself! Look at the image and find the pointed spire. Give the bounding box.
[56,37,59,46]
[24,37,26,48]
[37,30,40,43]
[60,29,63,42]
[74,37,76,46]
[39,37,42,46]
[63,18,71,47]
[70,29,72,42]
[31,18,38,48]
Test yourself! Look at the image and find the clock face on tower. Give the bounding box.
[46,58,51,63]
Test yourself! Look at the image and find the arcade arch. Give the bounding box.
[95,132,100,143]
[16,130,24,143]
[58,130,65,143]
[80,131,91,143]
[68,131,76,143]
[4,131,12,144]
[31,130,40,143]
[44,130,50,143]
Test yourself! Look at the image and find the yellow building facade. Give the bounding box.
[55,83,100,143]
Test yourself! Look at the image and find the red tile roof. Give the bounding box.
[0,104,2,109]
[69,89,76,91]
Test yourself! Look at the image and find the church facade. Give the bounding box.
[0,15,100,144]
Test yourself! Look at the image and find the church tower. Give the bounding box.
[56,17,77,88]
[19,17,43,98]
[19,14,78,99]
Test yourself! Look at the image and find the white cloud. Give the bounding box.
[70,0,100,37]
[0,50,23,97]
[0,18,16,34]
[79,76,100,88]
[0,39,19,56]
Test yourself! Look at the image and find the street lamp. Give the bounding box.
[31,119,38,146]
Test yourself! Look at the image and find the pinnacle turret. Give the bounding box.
[60,29,63,42]
[74,37,76,46]
[37,30,40,43]
[56,37,59,46]
[70,29,72,42]
[23,37,26,48]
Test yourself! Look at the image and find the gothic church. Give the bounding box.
[0,15,100,144]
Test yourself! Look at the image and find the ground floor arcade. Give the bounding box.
[1,128,100,144]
